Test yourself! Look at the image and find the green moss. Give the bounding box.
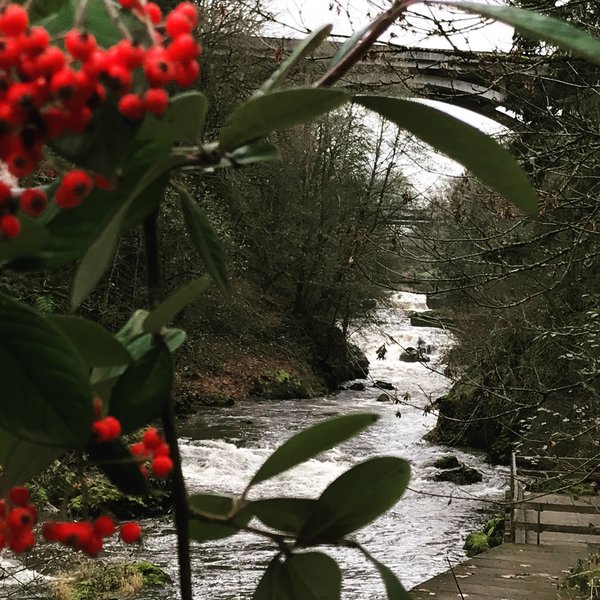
[464,532,489,556]
[133,560,172,586]
[463,515,504,557]
[251,367,326,400]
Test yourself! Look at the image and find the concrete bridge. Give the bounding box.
[245,36,538,127]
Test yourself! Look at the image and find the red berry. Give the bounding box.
[20,188,48,217]
[8,507,33,531]
[0,182,12,204]
[0,4,29,37]
[118,93,145,120]
[142,427,162,450]
[22,26,51,56]
[9,529,34,553]
[56,169,93,208]
[151,455,173,479]
[35,46,66,76]
[0,499,6,518]
[153,442,170,457]
[144,54,174,87]
[118,0,138,9]
[114,40,146,69]
[1,214,20,239]
[174,60,199,87]
[105,62,132,93]
[65,29,97,61]
[145,2,162,24]
[167,34,200,62]
[7,151,35,178]
[130,441,149,458]
[93,515,115,539]
[8,486,29,507]
[166,11,193,38]
[144,88,169,116]
[42,521,61,542]
[175,2,199,27]
[82,535,103,556]
[120,521,142,544]
[92,416,121,443]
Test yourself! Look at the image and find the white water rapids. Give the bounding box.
[2,292,507,599]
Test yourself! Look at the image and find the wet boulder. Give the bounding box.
[373,380,395,390]
[432,455,460,470]
[376,393,391,402]
[434,465,482,485]
[349,382,366,391]
[399,347,420,362]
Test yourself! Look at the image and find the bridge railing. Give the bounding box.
[506,452,600,545]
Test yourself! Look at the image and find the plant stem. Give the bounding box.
[143,209,193,600]
[315,0,417,88]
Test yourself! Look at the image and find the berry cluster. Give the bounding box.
[0,1,200,240]
[0,486,142,556]
[0,486,37,553]
[131,427,174,479]
[42,516,141,556]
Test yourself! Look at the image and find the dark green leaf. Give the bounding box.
[219,88,349,151]
[139,92,208,144]
[50,104,138,178]
[249,413,378,488]
[143,276,210,334]
[253,557,287,600]
[355,95,537,214]
[299,457,410,543]
[451,2,600,65]
[253,553,341,600]
[257,25,333,96]
[108,343,173,434]
[179,186,230,295]
[71,154,186,308]
[87,438,149,496]
[46,315,132,368]
[365,553,411,600]
[250,498,318,534]
[0,293,93,447]
[189,494,251,542]
[285,552,342,600]
[0,428,62,493]
[0,217,48,262]
[228,142,280,166]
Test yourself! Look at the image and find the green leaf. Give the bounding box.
[108,343,173,434]
[227,142,280,166]
[45,315,132,368]
[256,25,333,96]
[139,91,208,144]
[365,553,411,600]
[0,216,48,262]
[0,293,93,447]
[0,428,62,493]
[249,413,378,488]
[285,552,342,600]
[253,557,286,600]
[219,88,349,151]
[87,438,149,496]
[355,95,537,214]
[450,2,600,65]
[70,153,186,308]
[250,498,318,534]
[189,494,251,542]
[299,457,410,543]
[253,553,342,600]
[178,186,230,295]
[50,104,139,178]
[143,276,210,334]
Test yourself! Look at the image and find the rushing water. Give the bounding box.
[2,292,507,599]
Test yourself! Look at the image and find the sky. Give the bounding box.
[263,0,514,194]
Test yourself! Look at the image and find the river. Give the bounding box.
[2,292,507,599]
